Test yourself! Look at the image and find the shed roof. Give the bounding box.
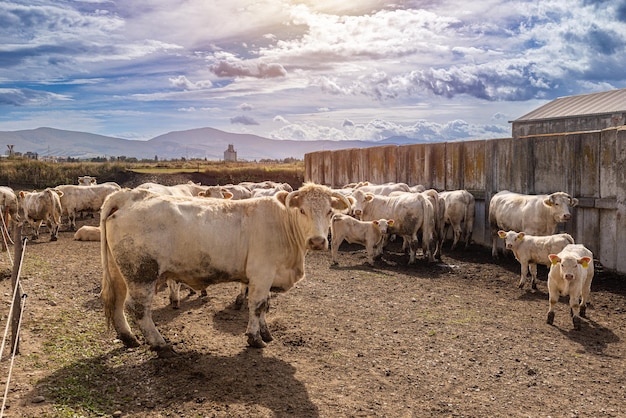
[513,88,626,122]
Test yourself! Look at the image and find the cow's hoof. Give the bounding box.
[518,281,525,289]
[153,345,178,358]
[580,305,587,318]
[200,289,207,297]
[572,316,582,331]
[260,328,273,343]
[119,333,141,348]
[246,333,267,348]
[546,311,555,325]
[531,282,538,290]
[50,236,58,242]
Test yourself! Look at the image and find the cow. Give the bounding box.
[219,184,253,200]
[497,230,575,290]
[16,188,63,241]
[135,181,208,197]
[73,225,101,241]
[78,175,97,186]
[56,182,121,230]
[439,190,475,250]
[330,214,394,266]
[100,183,351,356]
[0,186,18,250]
[489,190,578,259]
[546,244,594,330]
[239,181,293,193]
[350,189,435,264]
[355,182,411,195]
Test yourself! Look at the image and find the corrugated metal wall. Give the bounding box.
[304,127,626,275]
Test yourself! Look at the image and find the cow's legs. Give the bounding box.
[451,223,462,250]
[529,263,538,290]
[546,291,558,325]
[569,292,582,330]
[246,284,272,348]
[167,279,181,309]
[518,261,529,288]
[126,281,172,355]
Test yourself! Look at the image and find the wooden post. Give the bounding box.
[10,226,24,355]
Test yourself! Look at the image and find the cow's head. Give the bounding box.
[498,230,524,249]
[544,192,578,223]
[281,183,351,251]
[350,190,375,220]
[549,253,591,281]
[373,218,394,235]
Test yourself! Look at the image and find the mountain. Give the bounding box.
[0,127,431,161]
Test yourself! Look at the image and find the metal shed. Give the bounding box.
[511,88,626,138]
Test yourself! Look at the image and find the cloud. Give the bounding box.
[169,75,212,90]
[230,115,259,125]
[209,60,287,79]
[0,88,70,106]
[238,103,253,111]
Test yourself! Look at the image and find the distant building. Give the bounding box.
[24,151,39,160]
[224,144,237,162]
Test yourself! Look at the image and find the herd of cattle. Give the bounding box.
[0,177,594,356]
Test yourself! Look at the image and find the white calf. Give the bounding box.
[73,225,101,241]
[546,244,594,330]
[330,214,393,265]
[498,230,575,290]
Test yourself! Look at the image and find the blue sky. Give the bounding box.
[1,0,625,142]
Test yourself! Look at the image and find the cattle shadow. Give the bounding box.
[552,317,621,357]
[27,348,319,417]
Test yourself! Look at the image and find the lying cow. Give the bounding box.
[489,190,578,258]
[498,230,575,290]
[100,183,350,356]
[439,189,475,250]
[546,244,594,330]
[17,188,63,241]
[73,225,101,241]
[330,214,393,266]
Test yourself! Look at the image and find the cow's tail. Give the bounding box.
[464,193,476,246]
[99,191,123,329]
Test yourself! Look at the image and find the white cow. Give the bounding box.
[135,181,208,197]
[219,184,253,200]
[489,190,578,258]
[439,190,475,250]
[100,183,350,355]
[355,182,411,195]
[498,230,575,290]
[16,188,64,241]
[546,244,594,330]
[239,181,293,193]
[0,186,17,250]
[74,225,101,241]
[56,182,121,230]
[78,175,97,186]
[330,214,393,266]
[350,189,435,264]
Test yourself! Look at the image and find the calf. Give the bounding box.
[546,244,594,330]
[73,225,101,241]
[498,230,574,290]
[330,214,393,266]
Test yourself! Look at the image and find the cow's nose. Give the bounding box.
[354,210,362,216]
[562,214,571,221]
[308,236,327,250]
[506,244,512,249]
[564,274,574,281]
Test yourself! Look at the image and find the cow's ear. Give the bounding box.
[223,191,233,200]
[579,256,592,268]
[497,230,506,238]
[388,219,394,226]
[275,191,290,206]
[548,254,560,265]
[365,193,374,201]
[517,232,525,240]
[347,196,355,205]
[570,197,579,207]
[544,197,554,206]
[373,220,379,226]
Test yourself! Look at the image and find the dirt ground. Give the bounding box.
[0,185,625,417]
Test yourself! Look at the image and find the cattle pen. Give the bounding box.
[304,126,626,275]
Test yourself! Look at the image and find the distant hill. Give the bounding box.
[0,127,432,161]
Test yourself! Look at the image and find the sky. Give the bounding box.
[1,0,626,143]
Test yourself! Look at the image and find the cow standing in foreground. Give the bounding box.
[100,183,350,356]
[546,244,594,330]
[498,230,575,290]
[330,214,393,266]
[489,190,578,258]
[16,188,64,241]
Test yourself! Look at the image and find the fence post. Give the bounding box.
[10,226,24,355]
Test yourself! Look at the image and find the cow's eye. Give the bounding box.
[300,208,306,215]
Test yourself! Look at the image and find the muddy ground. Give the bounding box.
[0,181,625,417]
